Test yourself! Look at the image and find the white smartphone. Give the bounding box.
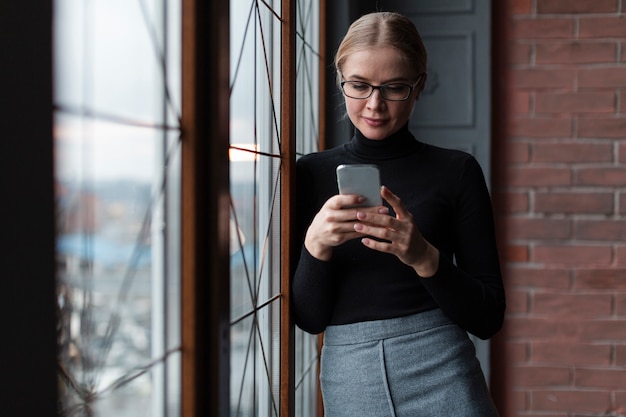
[336,164,382,207]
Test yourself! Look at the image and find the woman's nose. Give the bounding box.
[366,88,385,109]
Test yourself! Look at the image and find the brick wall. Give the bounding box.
[492,1,626,416]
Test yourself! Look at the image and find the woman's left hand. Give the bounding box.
[353,186,440,277]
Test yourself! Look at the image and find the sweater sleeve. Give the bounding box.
[291,157,337,334]
[419,156,505,339]
[292,246,337,334]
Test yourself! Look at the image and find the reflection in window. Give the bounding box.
[54,0,181,415]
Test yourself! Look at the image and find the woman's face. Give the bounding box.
[340,47,421,140]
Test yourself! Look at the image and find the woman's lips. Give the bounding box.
[363,117,386,127]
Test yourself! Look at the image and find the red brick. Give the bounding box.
[510,117,573,138]
[616,293,626,316]
[576,167,626,186]
[499,191,529,213]
[512,18,574,39]
[578,118,626,139]
[619,143,626,163]
[535,92,615,113]
[574,268,626,290]
[537,0,618,14]
[508,318,626,343]
[512,91,531,114]
[574,220,626,241]
[531,342,611,366]
[505,244,530,262]
[575,368,626,389]
[532,292,611,317]
[618,245,626,266]
[506,217,571,240]
[535,192,613,215]
[616,345,626,365]
[511,390,528,414]
[505,317,559,339]
[516,411,568,417]
[509,289,530,314]
[504,266,571,289]
[620,193,626,215]
[532,142,613,163]
[514,365,571,386]
[511,43,531,65]
[512,0,532,15]
[621,91,626,114]
[536,42,617,65]
[506,340,529,363]
[508,141,530,163]
[507,167,571,187]
[578,319,626,341]
[579,68,626,88]
[616,391,626,407]
[579,16,626,38]
[513,69,575,89]
[533,245,612,266]
[530,389,609,413]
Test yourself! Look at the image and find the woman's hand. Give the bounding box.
[353,186,440,277]
[304,194,388,261]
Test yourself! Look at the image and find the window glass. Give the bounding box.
[229,0,320,415]
[54,0,182,415]
[230,0,282,414]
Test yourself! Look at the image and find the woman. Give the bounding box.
[292,11,504,417]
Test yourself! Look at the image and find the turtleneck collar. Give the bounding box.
[347,124,421,160]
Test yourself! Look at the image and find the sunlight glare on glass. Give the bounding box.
[229,143,259,162]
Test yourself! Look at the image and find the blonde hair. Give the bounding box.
[334,12,427,84]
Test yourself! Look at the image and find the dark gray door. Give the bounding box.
[379,0,492,182]
[370,0,494,381]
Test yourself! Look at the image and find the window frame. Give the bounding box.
[180,0,231,416]
[180,0,325,416]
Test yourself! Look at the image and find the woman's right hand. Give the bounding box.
[304,194,387,261]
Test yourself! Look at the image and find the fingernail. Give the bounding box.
[354,223,363,231]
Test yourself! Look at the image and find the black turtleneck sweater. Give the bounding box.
[292,125,505,339]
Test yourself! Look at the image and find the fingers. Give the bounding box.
[350,187,435,272]
[355,208,399,231]
[326,193,364,210]
[305,194,387,260]
[380,186,411,220]
[353,218,399,241]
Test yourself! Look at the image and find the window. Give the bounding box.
[54,0,182,415]
[54,0,323,415]
[229,0,321,416]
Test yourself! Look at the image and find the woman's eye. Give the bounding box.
[350,83,369,91]
[385,85,405,93]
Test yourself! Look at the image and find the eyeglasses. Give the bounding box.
[340,75,423,101]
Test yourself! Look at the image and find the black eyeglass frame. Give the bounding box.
[340,73,425,101]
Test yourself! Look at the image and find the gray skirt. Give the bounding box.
[320,309,499,417]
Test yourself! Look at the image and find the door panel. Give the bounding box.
[373,0,493,382]
[378,0,492,183]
